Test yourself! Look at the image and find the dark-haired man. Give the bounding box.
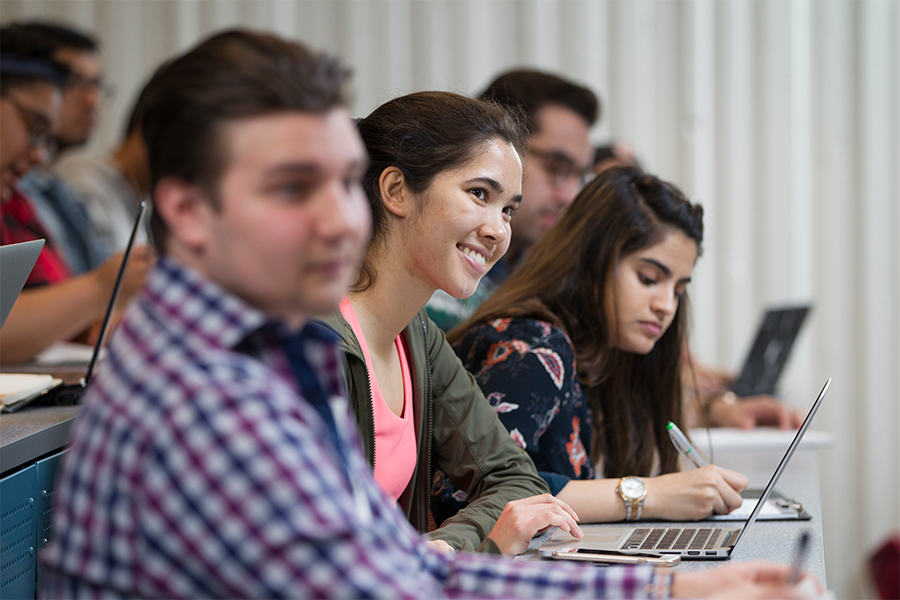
[0,24,147,365]
[9,21,106,154]
[0,29,66,203]
[426,69,598,330]
[482,69,597,264]
[55,79,153,254]
[9,21,111,273]
[37,30,805,599]
[0,38,66,279]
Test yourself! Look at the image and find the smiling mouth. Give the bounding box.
[458,245,487,268]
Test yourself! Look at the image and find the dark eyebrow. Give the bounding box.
[267,157,368,178]
[639,258,670,277]
[533,148,591,172]
[466,176,504,194]
[268,164,321,176]
[510,194,523,206]
[639,257,692,284]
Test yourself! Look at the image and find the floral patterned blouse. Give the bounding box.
[432,318,594,525]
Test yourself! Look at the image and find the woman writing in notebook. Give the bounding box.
[320,91,581,555]
[441,166,750,524]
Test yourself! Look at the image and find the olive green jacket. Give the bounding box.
[321,308,549,554]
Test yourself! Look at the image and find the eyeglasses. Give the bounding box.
[529,147,593,190]
[65,73,115,99]
[2,95,54,150]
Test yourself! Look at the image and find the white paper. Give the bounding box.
[33,341,99,365]
[707,498,788,520]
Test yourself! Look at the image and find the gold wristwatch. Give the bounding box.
[616,476,647,521]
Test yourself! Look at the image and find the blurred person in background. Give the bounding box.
[11,21,113,273]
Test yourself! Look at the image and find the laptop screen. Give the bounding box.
[83,202,147,385]
[732,306,811,397]
[729,378,830,554]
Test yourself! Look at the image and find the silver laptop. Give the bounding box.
[3,203,146,411]
[0,239,44,329]
[731,306,810,397]
[540,378,830,561]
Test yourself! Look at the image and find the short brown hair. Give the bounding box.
[480,69,599,135]
[143,29,352,251]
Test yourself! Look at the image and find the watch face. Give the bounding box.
[621,477,646,499]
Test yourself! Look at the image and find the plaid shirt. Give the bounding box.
[0,188,71,286]
[39,255,668,599]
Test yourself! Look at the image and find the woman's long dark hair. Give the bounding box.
[450,166,704,477]
[354,91,527,291]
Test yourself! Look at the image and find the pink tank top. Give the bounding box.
[340,298,416,501]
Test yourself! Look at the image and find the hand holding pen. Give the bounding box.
[667,421,708,468]
[653,421,749,520]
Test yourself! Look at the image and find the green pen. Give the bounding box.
[666,421,707,468]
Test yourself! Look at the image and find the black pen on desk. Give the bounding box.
[789,531,810,584]
[666,421,707,468]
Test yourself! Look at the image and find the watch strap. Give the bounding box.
[626,496,645,521]
[617,476,646,521]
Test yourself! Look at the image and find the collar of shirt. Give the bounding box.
[16,167,56,193]
[144,254,276,351]
[144,255,344,396]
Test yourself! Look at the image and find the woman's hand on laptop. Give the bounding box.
[486,494,582,556]
[643,466,749,521]
[709,394,805,429]
[423,539,456,555]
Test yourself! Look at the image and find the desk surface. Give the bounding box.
[0,405,79,473]
[524,441,827,586]
[690,427,834,452]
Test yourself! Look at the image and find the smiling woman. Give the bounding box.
[445,166,752,525]
[318,91,584,557]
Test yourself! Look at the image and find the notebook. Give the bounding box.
[704,487,810,521]
[539,378,830,562]
[1,202,146,412]
[731,306,810,397]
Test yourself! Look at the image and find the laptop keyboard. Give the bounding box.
[622,527,738,551]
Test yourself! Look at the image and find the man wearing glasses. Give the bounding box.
[0,32,82,292]
[34,24,108,154]
[481,70,598,265]
[425,69,598,331]
[0,29,150,364]
[9,22,113,275]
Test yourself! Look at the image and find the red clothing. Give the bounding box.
[1,189,71,287]
[869,535,900,600]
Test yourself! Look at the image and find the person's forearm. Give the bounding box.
[0,271,111,363]
[555,479,627,523]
